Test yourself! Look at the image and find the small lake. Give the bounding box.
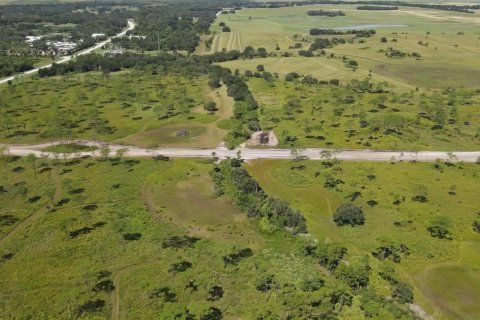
[333,24,408,30]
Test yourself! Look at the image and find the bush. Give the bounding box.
[222,26,231,32]
[76,299,105,316]
[92,280,115,293]
[315,243,347,271]
[473,221,480,233]
[427,226,452,239]
[169,261,192,273]
[201,307,223,320]
[333,203,365,226]
[204,101,218,112]
[392,282,414,303]
[206,285,224,301]
[256,64,265,72]
[123,232,142,241]
[222,248,253,266]
[329,79,340,86]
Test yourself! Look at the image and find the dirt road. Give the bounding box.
[1,141,479,162]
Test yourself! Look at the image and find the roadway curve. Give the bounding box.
[0,19,135,85]
[1,141,480,162]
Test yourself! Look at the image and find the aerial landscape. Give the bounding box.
[1,0,480,319]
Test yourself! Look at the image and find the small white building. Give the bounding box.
[92,33,106,38]
[128,35,146,40]
[26,36,43,44]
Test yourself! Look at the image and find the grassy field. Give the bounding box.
[214,5,480,89]
[247,159,480,319]
[0,154,419,319]
[0,71,232,148]
[241,77,480,150]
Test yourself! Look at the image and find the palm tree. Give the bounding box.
[26,153,37,177]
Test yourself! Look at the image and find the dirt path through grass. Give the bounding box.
[0,169,60,244]
[112,262,157,320]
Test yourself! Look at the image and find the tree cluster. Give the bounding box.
[210,159,307,233]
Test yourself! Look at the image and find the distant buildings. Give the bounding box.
[26,36,43,44]
[128,35,146,40]
[48,41,78,55]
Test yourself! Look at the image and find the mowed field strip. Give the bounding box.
[211,31,242,53]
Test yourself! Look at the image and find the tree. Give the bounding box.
[333,203,365,226]
[243,46,255,59]
[204,101,218,112]
[315,243,347,271]
[256,64,265,72]
[0,146,9,176]
[334,256,370,291]
[99,145,111,159]
[222,26,231,32]
[256,47,267,57]
[26,153,37,177]
[380,37,388,43]
[147,143,159,157]
[115,148,129,159]
[392,281,414,303]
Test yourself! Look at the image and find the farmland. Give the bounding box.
[215,5,480,89]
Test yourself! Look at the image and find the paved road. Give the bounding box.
[0,20,135,85]
[1,141,479,162]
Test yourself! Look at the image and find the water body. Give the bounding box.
[333,24,408,30]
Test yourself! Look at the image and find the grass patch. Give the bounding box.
[247,159,480,318]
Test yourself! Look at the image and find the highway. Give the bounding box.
[0,19,135,85]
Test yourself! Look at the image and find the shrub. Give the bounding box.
[150,287,177,302]
[333,203,365,226]
[162,235,199,249]
[92,280,115,293]
[427,226,452,239]
[256,275,275,292]
[200,307,223,320]
[206,285,224,301]
[222,26,231,32]
[473,221,480,233]
[169,261,192,273]
[204,101,218,112]
[392,282,414,303]
[315,243,347,271]
[222,248,253,266]
[76,299,105,316]
[123,233,142,241]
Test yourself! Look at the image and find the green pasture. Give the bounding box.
[247,159,480,319]
[0,154,415,319]
[243,77,480,150]
[213,5,480,88]
[0,71,230,148]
